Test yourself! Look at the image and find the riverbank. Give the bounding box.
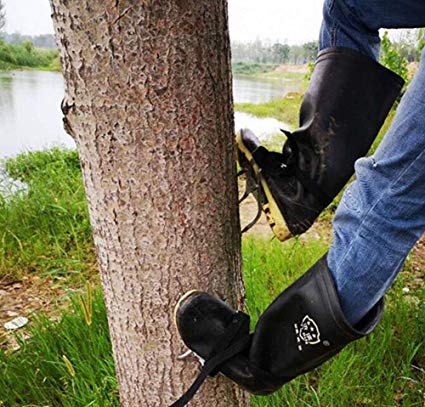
[234,62,308,129]
[0,41,61,72]
[235,92,303,128]
[233,61,308,78]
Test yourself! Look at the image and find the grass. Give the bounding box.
[0,149,423,406]
[0,236,423,406]
[0,40,61,72]
[0,286,119,407]
[235,94,304,129]
[0,148,96,281]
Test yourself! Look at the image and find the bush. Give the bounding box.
[0,39,17,65]
[0,40,60,70]
[380,31,409,85]
[232,61,277,75]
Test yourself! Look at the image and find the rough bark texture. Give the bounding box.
[50,1,248,406]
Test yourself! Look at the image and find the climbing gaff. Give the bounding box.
[238,169,263,234]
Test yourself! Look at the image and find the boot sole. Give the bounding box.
[236,133,292,242]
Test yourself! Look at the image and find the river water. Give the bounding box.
[0,70,301,159]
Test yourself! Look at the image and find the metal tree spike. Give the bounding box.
[240,169,263,234]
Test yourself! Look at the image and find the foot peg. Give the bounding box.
[236,130,292,241]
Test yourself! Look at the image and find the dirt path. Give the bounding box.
[0,274,65,348]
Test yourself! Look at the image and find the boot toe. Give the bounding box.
[175,291,283,395]
[175,291,237,359]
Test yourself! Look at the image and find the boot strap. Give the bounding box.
[170,312,251,407]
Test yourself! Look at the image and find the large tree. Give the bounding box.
[0,0,6,32]
[49,1,248,406]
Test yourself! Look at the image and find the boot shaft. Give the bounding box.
[292,47,405,198]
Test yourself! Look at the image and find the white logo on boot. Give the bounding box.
[294,315,321,351]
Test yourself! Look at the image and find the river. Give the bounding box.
[0,70,301,159]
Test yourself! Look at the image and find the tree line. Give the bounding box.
[232,39,318,65]
[0,33,57,49]
[0,1,56,49]
[232,29,425,66]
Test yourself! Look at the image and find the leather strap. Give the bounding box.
[170,312,251,407]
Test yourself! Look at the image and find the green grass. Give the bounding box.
[235,94,304,129]
[0,148,96,281]
[0,237,423,406]
[0,287,119,407]
[0,40,61,71]
[0,149,423,406]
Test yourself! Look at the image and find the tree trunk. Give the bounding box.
[50,1,248,406]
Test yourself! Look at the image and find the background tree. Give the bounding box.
[231,40,317,65]
[49,1,249,406]
[1,33,57,48]
[272,42,290,64]
[302,41,319,62]
[0,0,6,32]
[289,44,304,64]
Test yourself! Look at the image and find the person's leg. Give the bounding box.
[328,46,425,325]
[320,0,425,60]
[236,0,411,243]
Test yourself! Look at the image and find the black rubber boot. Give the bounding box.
[171,256,384,406]
[237,47,404,241]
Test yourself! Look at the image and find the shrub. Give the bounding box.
[232,61,277,75]
[380,31,409,85]
[0,40,60,69]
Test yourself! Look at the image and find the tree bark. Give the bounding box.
[50,1,248,406]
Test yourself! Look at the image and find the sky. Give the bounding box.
[2,0,323,45]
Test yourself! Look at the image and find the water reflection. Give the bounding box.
[0,71,301,159]
[0,71,74,159]
[233,74,300,104]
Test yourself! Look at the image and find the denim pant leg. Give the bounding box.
[328,47,425,325]
[320,0,425,60]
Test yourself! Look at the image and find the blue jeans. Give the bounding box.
[321,0,425,325]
